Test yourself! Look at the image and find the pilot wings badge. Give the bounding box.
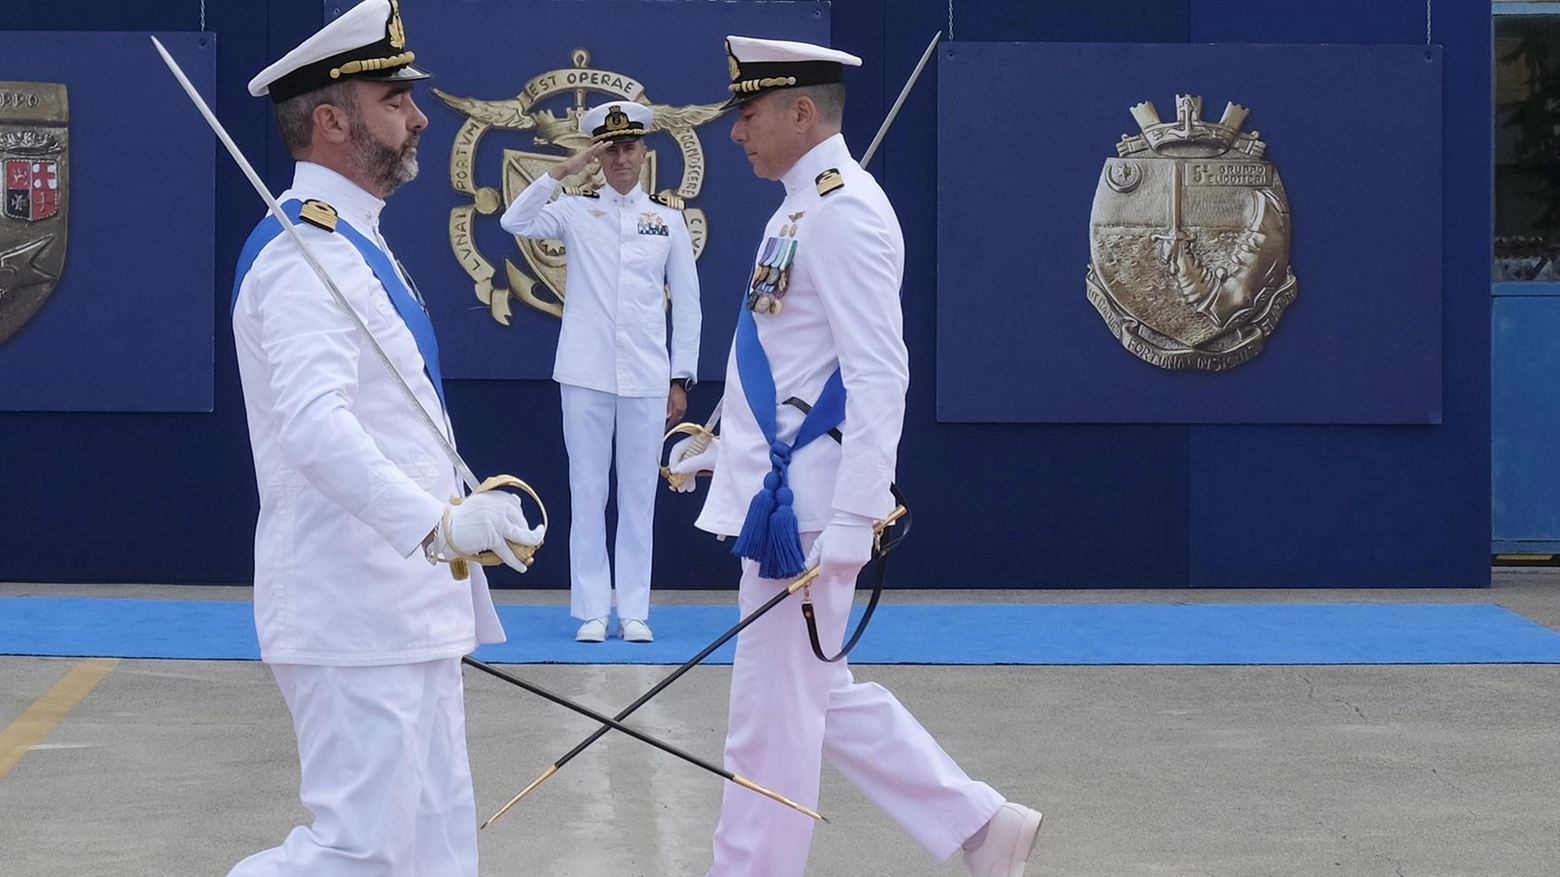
[0,82,68,346]
[435,48,724,324]
[1086,95,1297,371]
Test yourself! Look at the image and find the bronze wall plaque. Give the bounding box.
[1087,95,1297,371]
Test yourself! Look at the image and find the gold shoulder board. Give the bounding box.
[562,185,599,198]
[298,199,338,232]
[815,168,844,197]
[652,191,685,210]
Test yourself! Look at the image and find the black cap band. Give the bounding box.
[728,59,844,94]
[268,38,431,103]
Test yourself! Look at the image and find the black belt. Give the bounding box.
[782,396,912,663]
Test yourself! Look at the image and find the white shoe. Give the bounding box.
[963,803,1042,877]
[575,617,608,643]
[621,619,653,643]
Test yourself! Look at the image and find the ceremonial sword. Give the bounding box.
[150,36,545,572]
[861,31,942,168]
[661,399,722,490]
[658,30,943,486]
[483,506,906,827]
[151,37,821,822]
[461,657,825,823]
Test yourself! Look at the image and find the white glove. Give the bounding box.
[435,491,545,573]
[667,434,719,494]
[804,510,876,583]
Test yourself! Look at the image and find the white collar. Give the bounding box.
[291,161,386,231]
[603,184,647,207]
[780,133,852,196]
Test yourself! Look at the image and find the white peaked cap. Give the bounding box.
[722,35,861,108]
[248,0,430,101]
[579,102,655,142]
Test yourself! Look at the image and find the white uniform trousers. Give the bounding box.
[707,532,1006,876]
[560,383,666,622]
[227,659,478,877]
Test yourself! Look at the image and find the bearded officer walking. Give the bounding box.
[226,2,542,874]
[670,35,1043,877]
[502,101,701,644]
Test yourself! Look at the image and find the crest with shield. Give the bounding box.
[435,49,723,325]
[1086,94,1297,371]
[0,81,68,346]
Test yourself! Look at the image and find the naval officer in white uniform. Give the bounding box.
[226,3,542,874]
[501,101,701,643]
[670,35,1044,877]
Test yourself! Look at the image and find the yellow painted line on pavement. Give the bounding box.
[0,658,119,780]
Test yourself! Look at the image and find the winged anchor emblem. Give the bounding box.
[1086,95,1298,371]
[435,48,725,324]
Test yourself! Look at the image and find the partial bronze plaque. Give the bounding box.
[0,81,68,345]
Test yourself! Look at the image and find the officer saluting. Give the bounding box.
[226,2,541,874]
[670,36,1043,877]
[501,101,701,644]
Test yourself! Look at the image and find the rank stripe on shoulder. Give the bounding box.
[815,168,844,197]
[298,199,338,232]
[561,185,599,198]
[651,191,685,210]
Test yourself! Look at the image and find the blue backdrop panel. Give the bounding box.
[936,42,1442,424]
[879,2,1193,589]
[0,0,1490,590]
[376,0,829,381]
[1187,0,1490,587]
[0,32,214,412]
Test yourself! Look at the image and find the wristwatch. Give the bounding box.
[671,377,695,392]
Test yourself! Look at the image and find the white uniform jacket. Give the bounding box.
[232,162,504,666]
[500,175,701,397]
[696,134,908,537]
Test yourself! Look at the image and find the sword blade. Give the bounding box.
[484,507,906,819]
[860,31,942,169]
[150,36,481,493]
[462,657,828,825]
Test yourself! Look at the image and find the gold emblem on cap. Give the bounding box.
[332,51,417,79]
[726,41,740,81]
[729,76,798,95]
[388,0,407,50]
[604,105,629,131]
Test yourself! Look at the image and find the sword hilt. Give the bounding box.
[442,474,549,580]
[661,421,715,491]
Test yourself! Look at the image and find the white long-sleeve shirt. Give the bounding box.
[232,162,504,665]
[696,134,908,536]
[500,175,700,397]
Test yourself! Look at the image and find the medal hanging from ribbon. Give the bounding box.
[746,235,796,315]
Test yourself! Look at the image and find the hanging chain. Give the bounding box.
[947,0,954,41]
[200,0,207,31]
[1425,0,1431,45]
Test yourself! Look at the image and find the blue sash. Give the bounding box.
[731,301,846,579]
[232,200,446,411]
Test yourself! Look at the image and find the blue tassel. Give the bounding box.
[732,471,780,561]
[735,442,807,578]
[761,486,807,579]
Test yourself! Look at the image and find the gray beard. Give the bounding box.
[351,127,418,195]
